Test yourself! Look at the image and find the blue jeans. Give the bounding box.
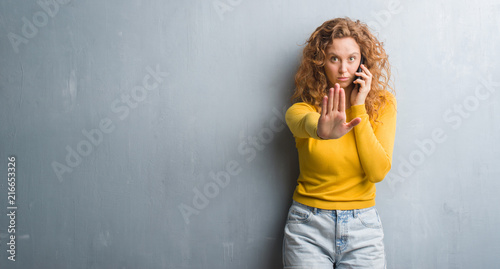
[283,200,386,269]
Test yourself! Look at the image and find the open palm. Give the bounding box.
[317,83,361,139]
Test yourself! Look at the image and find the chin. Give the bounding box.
[336,81,352,87]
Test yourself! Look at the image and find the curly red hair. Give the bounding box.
[290,17,395,123]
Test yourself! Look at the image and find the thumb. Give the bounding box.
[346,117,361,129]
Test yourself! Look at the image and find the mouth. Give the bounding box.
[338,77,349,81]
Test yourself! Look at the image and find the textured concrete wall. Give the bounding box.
[1,0,499,268]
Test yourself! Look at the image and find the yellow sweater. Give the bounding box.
[285,91,397,210]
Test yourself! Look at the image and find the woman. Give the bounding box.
[283,17,397,268]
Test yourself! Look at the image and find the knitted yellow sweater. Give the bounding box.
[285,91,397,210]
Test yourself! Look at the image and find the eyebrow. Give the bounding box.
[327,52,360,56]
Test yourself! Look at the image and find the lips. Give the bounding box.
[338,77,349,81]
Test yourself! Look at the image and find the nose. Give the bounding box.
[339,62,348,74]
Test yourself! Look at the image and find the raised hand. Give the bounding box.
[317,83,362,139]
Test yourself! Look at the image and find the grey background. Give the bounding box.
[1,0,499,268]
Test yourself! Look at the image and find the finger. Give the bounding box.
[321,95,327,117]
[355,71,367,80]
[353,78,365,89]
[327,88,333,114]
[346,117,362,128]
[339,87,345,112]
[333,85,339,112]
[354,79,362,89]
[360,64,372,76]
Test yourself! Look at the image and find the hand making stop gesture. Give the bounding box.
[317,83,362,139]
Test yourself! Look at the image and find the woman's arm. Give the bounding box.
[285,102,324,140]
[350,92,397,183]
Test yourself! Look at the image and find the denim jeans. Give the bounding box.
[283,200,386,269]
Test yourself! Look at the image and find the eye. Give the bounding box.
[349,57,355,61]
[330,56,338,62]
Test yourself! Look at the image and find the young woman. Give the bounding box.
[283,17,397,268]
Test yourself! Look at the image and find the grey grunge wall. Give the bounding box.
[1,0,500,268]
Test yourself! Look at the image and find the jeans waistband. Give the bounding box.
[292,200,374,217]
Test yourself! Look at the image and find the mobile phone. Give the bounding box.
[355,55,365,81]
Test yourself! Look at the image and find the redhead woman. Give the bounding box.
[283,17,397,269]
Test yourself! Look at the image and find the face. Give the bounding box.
[324,37,362,92]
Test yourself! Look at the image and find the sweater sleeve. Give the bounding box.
[350,92,397,183]
[285,102,323,140]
